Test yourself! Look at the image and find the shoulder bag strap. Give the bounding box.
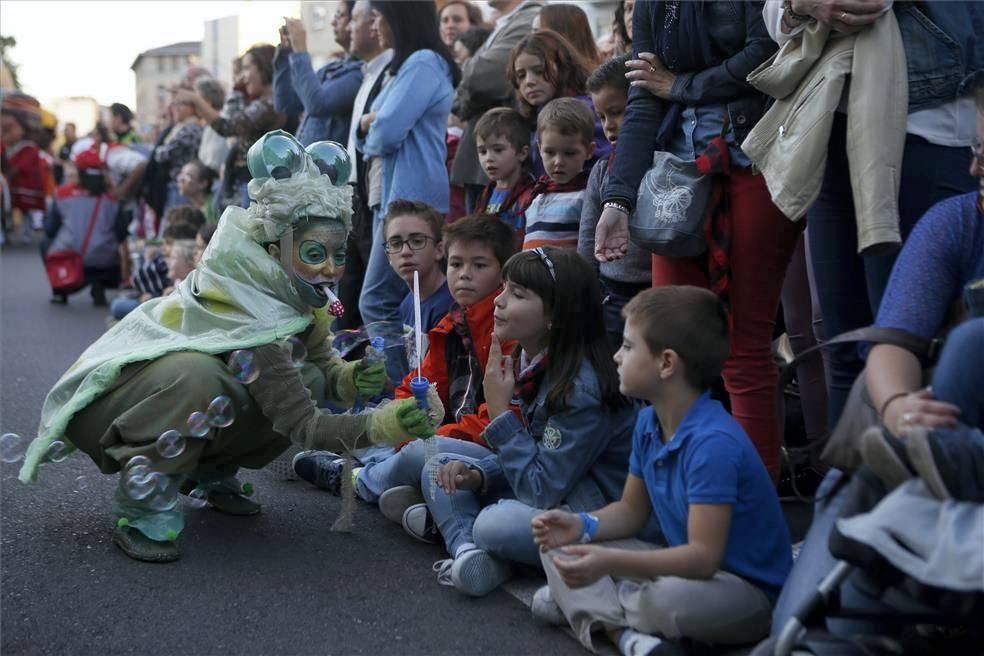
[79,194,104,258]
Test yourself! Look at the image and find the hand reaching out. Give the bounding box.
[595,206,630,263]
[531,510,583,551]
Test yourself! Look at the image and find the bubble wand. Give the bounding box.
[408,271,436,495]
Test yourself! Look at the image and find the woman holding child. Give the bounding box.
[595,1,799,481]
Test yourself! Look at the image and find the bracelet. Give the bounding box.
[879,392,909,424]
[578,512,599,543]
[603,200,631,215]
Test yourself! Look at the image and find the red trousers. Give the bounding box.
[651,171,802,481]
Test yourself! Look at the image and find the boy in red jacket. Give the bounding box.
[294,215,519,520]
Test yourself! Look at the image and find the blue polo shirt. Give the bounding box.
[628,393,792,600]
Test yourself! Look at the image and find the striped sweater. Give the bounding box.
[521,189,585,250]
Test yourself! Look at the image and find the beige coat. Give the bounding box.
[741,14,907,254]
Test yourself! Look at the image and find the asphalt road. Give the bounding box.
[0,242,581,656]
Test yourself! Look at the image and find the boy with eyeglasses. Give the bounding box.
[382,199,454,336]
[293,215,521,525]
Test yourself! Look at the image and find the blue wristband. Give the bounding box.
[578,512,599,543]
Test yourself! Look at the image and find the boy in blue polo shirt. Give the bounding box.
[531,286,792,655]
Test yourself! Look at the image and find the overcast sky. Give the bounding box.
[2,1,293,109]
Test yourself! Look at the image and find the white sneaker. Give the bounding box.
[379,485,424,524]
[432,558,454,587]
[450,548,513,597]
[401,503,440,544]
[531,585,566,626]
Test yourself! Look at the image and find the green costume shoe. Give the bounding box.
[207,487,261,516]
[113,525,180,563]
[181,473,261,516]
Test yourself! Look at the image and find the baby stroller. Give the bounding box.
[755,466,984,656]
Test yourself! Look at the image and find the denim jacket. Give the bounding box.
[605,1,777,209]
[272,49,363,146]
[895,3,984,112]
[476,359,637,511]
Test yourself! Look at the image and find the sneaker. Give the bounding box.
[531,585,566,626]
[860,426,913,491]
[267,444,304,481]
[450,547,513,597]
[379,485,424,524]
[292,450,344,494]
[906,425,984,502]
[433,558,454,587]
[401,503,440,544]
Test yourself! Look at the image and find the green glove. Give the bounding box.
[425,383,445,429]
[368,399,436,446]
[352,359,387,397]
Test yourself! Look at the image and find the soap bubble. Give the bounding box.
[182,487,209,509]
[124,470,156,500]
[147,475,180,512]
[0,433,26,463]
[305,141,352,186]
[206,395,235,428]
[156,430,186,459]
[186,412,211,438]
[127,464,150,482]
[287,336,307,368]
[46,440,69,463]
[228,350,260,384]
[124,455,152,472]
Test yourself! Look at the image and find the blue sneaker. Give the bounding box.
[906,425,984,502]
[291,450,344,495]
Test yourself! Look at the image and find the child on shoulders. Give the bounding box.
[522,99,595,251]
[408,247,636,598]
[532,286,792,655]
[473,108,535,241]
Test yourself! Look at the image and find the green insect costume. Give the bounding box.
[20,132,435,562]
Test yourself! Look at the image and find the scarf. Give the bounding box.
[477,173,536,215]
[515,350,549,406]
[695,121,733,314]
[529,170,590,202]
[448,302,474,357]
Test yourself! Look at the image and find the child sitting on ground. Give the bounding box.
[383,200,453,337]
[522,99,595,250]
[577,55,651,351]
[292,216,519,522]
[408,247,636,598]
[531,286,792,655]
[473,108,535,239]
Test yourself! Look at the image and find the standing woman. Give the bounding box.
[534,3,602,69]
[177,45,285,209]
[595,1,797,481]
[357,0,460,383]
[439,1,485,49]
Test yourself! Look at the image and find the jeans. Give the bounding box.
[771,319,984,636]
[601,277,650,353]
[359,209,411,383]
[110,296,141,320]
[932,318,984,431]
[354,437,491,503]
[780,234,828,445]
[651,170,802,480]
[807,113,977,425]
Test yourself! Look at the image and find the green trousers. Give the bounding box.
[66,351,316,476]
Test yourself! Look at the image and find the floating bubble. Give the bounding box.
[0,433,26,463]
[156,430,186,458]
[127,464,150,482]
[228,350,260,384]
[147,477,179,512]
[206,395,235,428]
[287,336,307,368]
[124,470,156,500]
[182,487,209,509]
[124,455,152,472]
[186,412,210,438]
[46,440,69,463]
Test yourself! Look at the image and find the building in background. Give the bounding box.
[130,41,201,132]
[49,96,100,137]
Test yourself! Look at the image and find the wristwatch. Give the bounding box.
[578,512,599,543]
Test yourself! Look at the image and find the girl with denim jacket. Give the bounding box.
[405,248,636,597]
[596,1,798,481]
